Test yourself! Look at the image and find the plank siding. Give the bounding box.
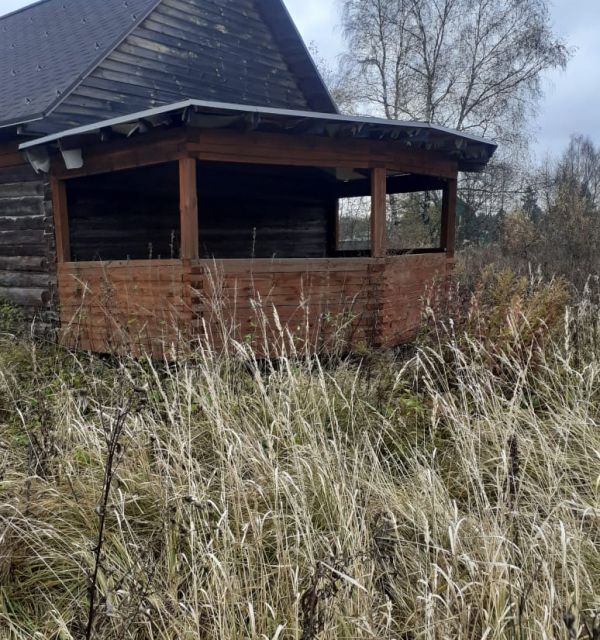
[380,253,449,345]
[0,143,56,325]
[196,163,335,259]
[57,255,450,355]
[198,201,331,259]
[57,260,189,356]
[44,0,319,132]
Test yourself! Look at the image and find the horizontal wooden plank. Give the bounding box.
[0,215,45,232]
[0,271,50,289]
[187,130,458,178]
[51,130,188,179]
[0,197,44,217]
[56,254,452,354]
[59,258,182,270]
[0,182,44,198]
[0,153,27,169]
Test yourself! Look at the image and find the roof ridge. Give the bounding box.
[0,0,54,22]
[40,0,162,123]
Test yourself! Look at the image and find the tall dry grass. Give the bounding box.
[0,282,598,639]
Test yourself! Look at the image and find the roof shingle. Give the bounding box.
[0,0,163,127]
[0,0,337,131]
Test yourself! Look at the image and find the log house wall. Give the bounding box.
[63,161,337,261]
[0,142,56,327]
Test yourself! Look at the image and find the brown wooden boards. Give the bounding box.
[57,260,189,355]
[57,254,451,355]
[50,128,459,181]
[51,129,188,179]
[187,129,459,178]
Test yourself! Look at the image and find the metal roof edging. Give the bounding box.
[19,99,498,152]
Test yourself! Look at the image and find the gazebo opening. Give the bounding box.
[66,162,180,262]
[63,160,448,262]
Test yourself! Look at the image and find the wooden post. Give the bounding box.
[50,175,70,263]
[441,177,458,257]
[328,199,340,256]
[179,157,199,260]
[370,167,387,257]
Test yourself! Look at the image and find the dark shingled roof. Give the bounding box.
[0,0,159,128]
[0,0,337,132]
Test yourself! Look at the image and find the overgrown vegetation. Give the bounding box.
[0,270,598,639]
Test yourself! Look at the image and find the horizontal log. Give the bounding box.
[0,256,48,272]
[0,214,45,231]
[0,197,45,217]
[0,286,49,307]
[0,153,27,169]
[0,166,41,184]
[0,271,50,289]
[0,182,44,198]
[0,229,45,245]
[0,143,18,155]
[0,246,50,258]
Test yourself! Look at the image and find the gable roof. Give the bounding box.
[0,0,337,132]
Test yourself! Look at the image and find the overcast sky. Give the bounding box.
[2,0,598,159]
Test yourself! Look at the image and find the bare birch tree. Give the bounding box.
[337,0,571,244]
[340,0,569,146]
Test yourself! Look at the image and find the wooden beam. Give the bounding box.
[441,177,458,257]
[51,129,188,179]
[50,176,70,263]
[50,127,459,180]
[370,168,387,258]
[187,129,459,178]
[179,157,199,260]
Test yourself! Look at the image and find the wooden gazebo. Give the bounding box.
[20,100,496,354]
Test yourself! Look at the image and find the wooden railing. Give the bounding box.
[57,254,449,355]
